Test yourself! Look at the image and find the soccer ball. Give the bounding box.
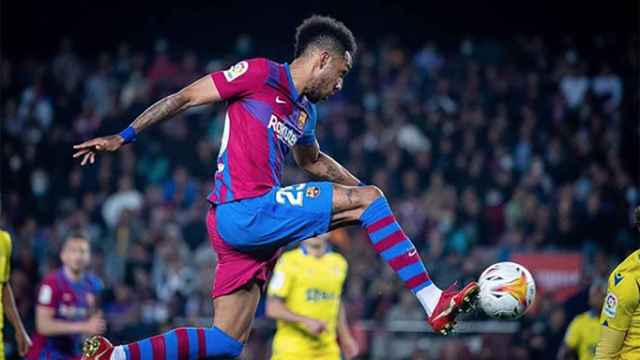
[477,261,536,319]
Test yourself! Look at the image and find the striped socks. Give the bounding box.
[360,197,442,316]
[111,327,242,360]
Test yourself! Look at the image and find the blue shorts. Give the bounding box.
[215,182,333,251]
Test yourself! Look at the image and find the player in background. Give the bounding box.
[74,15,478,360]
[27,231,105,359]
[0,229,32,358]
[594,205,640,359]
[266,234,359,360]
[557,280,606,360]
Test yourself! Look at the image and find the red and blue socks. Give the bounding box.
[360,196,442,315]
[110,326,242,359]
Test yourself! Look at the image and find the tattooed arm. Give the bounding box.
[293,140,361,186]
[129,75,222,133]
[73,75,222,165]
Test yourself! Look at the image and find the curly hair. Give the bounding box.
[294,15,357,58]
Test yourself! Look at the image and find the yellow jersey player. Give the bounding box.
[558,280,606,360]
[0,229,32,358]
[595,206,640,359]
[266,234,359,360]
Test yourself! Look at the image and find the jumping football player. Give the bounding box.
[27,231,105,359]
[74,15,478,359]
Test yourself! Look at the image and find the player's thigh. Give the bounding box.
[217,182,334,250]
[213,280,261,342]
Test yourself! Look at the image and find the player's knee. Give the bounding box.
[359,185,384,207]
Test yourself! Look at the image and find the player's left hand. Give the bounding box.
[340,335,360,359]
[73,134,125,166]
[15,330,32,356]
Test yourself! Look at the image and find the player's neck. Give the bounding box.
[288,58,310,96]
[63,266,83,282]
[309,249,326,258]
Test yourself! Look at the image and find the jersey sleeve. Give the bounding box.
[268,254,296,299]
[600,270,639,332]
[210,58,269,100]
[563,316,581,349]
[296,104,318,146]
[37,276,60,309]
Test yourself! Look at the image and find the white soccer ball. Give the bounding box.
[478,261,536,319]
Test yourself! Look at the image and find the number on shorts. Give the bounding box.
[276,184,306,207]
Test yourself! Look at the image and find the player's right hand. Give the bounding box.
[302,318,327,336]
[73,135,125,166]
[84,314,107,335]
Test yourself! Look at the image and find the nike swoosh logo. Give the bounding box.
[409,249,417,257]
[275,96,287,104]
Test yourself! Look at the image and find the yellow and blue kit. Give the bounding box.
[268,247,348,360]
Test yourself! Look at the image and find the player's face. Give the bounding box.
[303,235,328,249]
[306,50,352,103]
[61,238,91,273]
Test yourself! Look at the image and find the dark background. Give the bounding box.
[3,1,638,60]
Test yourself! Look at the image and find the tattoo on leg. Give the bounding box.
[346,188,354,207]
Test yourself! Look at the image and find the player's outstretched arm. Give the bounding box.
[73,75,222,166]
[293,141,362,186]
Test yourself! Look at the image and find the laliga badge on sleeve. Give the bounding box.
[224,61,249,82]
[603,291,618,318]
[269,271,285,291]
[39,284,53,305]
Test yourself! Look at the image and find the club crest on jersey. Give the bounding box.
[305,186,320,198]
[268,114,298,147]
[223,61,248,82]
[297,111,308,129]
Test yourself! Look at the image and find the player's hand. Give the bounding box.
[73,135,125,166]
[340,335,360,359]
[15,330,32,356]
[84,313,107,335]
[302,318,327,336]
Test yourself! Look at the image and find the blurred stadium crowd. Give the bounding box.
[1,30,638,359]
